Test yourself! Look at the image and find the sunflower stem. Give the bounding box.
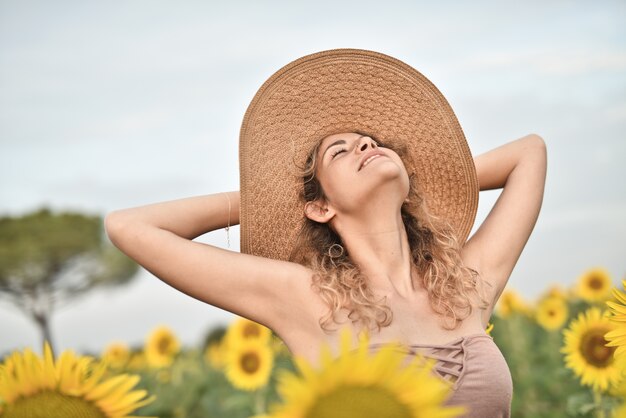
[593,389,605,418]
[254,386,267,415]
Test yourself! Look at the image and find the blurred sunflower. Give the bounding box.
[535,296,569,331]
[605,279,626,360]
[101,342,130,369]
[265,328,466,418]
[495,289,532,318]
[575,267,613,303]
[540,284,568,302]
[560,307,626,393]
[225,317,272,348]
[145,326,181,368]
[126,352,147,371]
[612,402,626,418]
[608,368,626,399]
[204,340,226,370]
[0,342,154,418]
[485,322,494,335]
[224,338,274,391]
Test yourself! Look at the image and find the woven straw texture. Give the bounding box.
[239,48,478,261]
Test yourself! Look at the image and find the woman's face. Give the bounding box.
[312,132,410,216]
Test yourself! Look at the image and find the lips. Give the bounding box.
[359,151,387,171]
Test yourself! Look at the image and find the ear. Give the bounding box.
[304,199,336,224]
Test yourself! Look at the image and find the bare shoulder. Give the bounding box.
[266,260,331,338]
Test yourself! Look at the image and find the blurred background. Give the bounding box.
[1,0,624,357]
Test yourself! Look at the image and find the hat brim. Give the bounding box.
[239,48,478,261]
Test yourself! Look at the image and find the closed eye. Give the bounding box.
[331,148,347,159]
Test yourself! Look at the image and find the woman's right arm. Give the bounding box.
[104,191,315,334]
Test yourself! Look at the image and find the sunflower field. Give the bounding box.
[1,265,626,418]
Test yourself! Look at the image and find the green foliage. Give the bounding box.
[202,326,227,351]
[491,301,623,418]
[131,347,296,418]
[125,312,624,418]
[0,207,138,292]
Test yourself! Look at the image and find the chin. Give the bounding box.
[354,173,409,207]
[371,163,408,188]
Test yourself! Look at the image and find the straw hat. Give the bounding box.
[239,48,478,261]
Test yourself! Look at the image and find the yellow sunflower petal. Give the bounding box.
[561,307,626,393]
[224,338,274,391]
[268,330,466,418]
[0,345,154,417]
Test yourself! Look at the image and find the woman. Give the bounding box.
[105,49,547,415]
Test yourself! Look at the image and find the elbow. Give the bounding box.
[526,134,547,164]
[104,211,129,247]
[529,133,547,151]
[528,134,548,177]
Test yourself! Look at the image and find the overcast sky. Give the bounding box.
[1,0,625,356]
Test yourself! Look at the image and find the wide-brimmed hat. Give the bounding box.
[239,48,478,261]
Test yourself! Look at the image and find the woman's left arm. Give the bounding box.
[463,134,547,310]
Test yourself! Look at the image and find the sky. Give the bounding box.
[1,0,625,356]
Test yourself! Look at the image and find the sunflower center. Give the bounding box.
[157,336,172,354]
[548,310,555,317]
[588,277,603,290]
[241,352,261,374]
[580,329,616,367]
[304,385,412,418]
[2,391,106,418]
[243,324,261,338]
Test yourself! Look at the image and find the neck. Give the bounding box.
[333,201,417,298]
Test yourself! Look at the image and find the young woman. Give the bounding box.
[105,49,547,415]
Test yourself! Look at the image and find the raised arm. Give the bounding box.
[462,134,547,320]
[104,192,315,334]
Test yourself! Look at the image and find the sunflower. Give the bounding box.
[539,284,568,302]
[224,338,274,392]
[608,367,626,399]
[126,352,147,371]
[101,342,130,369]
[224,317,272,349]
[535,296,569,331]
[605,279,626,360]
[204,340,227,370]
[612,401,626,418]
[485,322,494,335]
[575,267,613,303]
[560,307,626,393]
[0,342,155,418]
[145,325,181,368]
[495,289,532,318]
[265,328,466,418]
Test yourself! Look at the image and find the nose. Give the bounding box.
[357,136,377,152]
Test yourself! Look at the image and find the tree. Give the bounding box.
[0,207,139,354]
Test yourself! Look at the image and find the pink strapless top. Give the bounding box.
[367,332,513,418]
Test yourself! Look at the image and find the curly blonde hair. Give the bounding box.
[288,132,493,334]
